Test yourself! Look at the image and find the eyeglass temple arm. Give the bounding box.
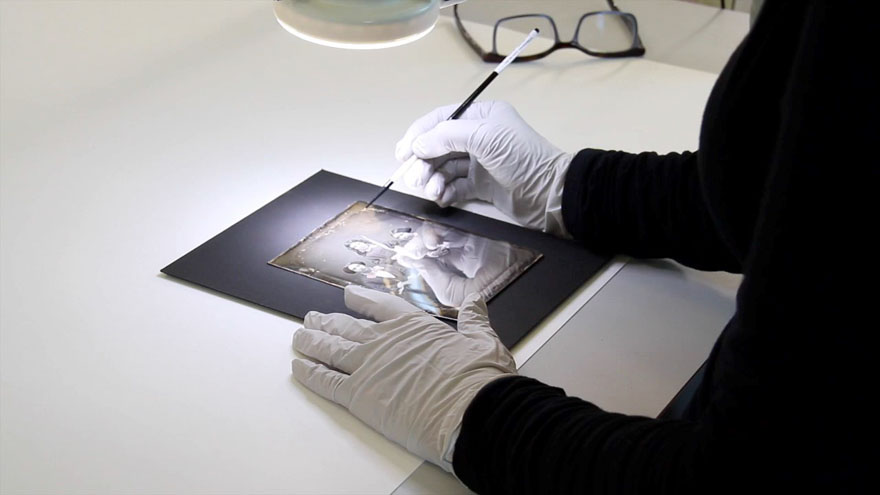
[452,5,496,62]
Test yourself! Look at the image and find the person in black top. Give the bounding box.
[292,1,874,491]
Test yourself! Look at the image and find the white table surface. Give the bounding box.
[2,1,733,493]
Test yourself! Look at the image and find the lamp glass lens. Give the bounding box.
[295,0,435,24]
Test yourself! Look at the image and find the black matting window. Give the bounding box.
[161,170,610,349]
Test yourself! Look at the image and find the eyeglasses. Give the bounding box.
[453,1,645,63]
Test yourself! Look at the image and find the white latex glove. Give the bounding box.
[292,285,516,472]
[395,101,573,237]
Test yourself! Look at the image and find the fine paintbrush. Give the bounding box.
[366,28,541,208]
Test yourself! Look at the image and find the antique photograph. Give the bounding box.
[269,202,542,319]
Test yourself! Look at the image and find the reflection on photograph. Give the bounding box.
[269,202,542,319]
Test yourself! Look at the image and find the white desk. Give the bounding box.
[1,2,735,493]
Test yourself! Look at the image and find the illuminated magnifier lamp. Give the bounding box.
[274,0,467,50]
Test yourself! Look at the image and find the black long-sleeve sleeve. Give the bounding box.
[562,149,740,272]
[453,1,875,492]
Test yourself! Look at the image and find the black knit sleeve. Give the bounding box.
[562,149,741,273]
[452,376,709,495]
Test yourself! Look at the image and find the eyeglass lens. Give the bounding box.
[577,13,636,53]
[494,16,557,56]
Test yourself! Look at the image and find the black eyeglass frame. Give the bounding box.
[453,2,645,63]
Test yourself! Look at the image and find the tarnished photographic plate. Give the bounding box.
[269,202,542,319]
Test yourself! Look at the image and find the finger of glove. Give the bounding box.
[439,156,471,179]
[402,158,436,189]
[424,171,447,202]
[304,311,377,344]
[294,328,362,373]
[456,293,502,343]
[395,102,500,162]
[292,358,350,407]
[344,285,422,322]
[424,158,470,203]
[438,176,480,208]
[395,104,460,162]
[412,120,485,161]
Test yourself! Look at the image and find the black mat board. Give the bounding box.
[161,170,610,349]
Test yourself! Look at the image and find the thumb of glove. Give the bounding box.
[455,293,495,341]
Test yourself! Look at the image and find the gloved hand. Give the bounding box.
[395,100,573,237]
[292,285,517,472]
